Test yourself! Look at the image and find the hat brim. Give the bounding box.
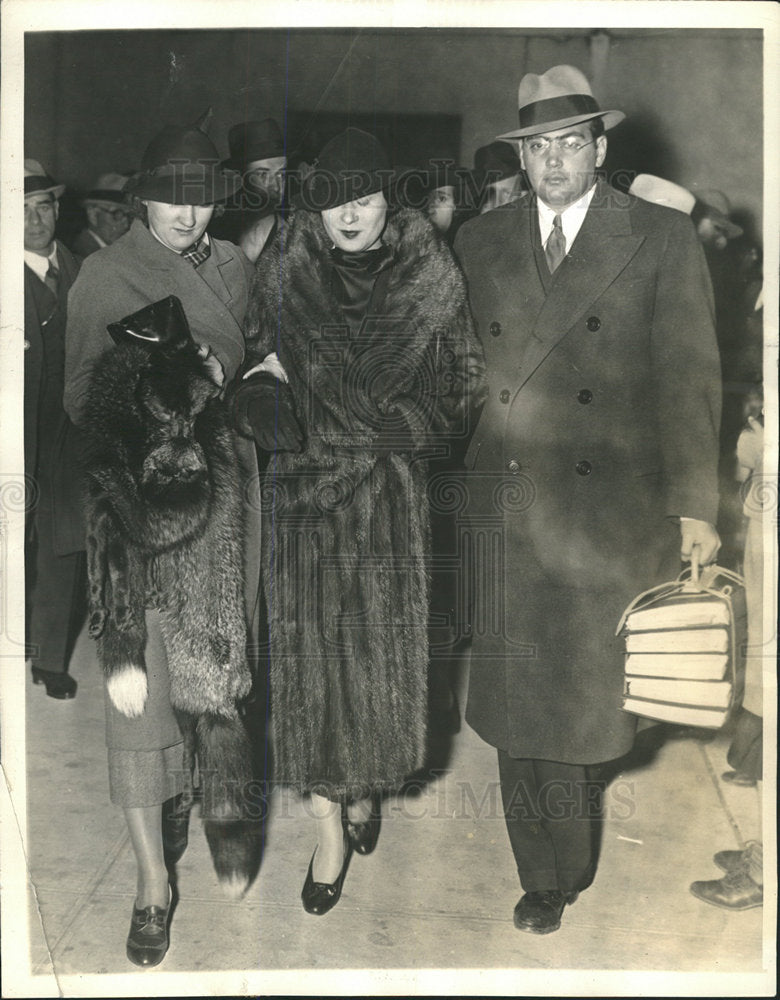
[498,109,625,140]
[125,167,241,205]
[25,180,66,199]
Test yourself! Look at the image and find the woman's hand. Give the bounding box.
[197,344,225,387]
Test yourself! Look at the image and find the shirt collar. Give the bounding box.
[537,183,598,249]
[24,243,58,282]
[89,229,108,248]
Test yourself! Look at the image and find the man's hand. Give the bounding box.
[680,518,721,567]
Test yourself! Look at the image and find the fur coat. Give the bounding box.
[83,341,261,894]
[238,207,485,799]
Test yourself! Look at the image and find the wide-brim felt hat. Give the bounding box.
[498,64,625,140]
[629,174,697,214]
[24,158,65,199]
[295,127,395,211]
[472,141,522,184]
[223,118,286,171]
[82,172,130,206]
[107,295,195,356]
[695,188,743,238]
[125,123,241,205]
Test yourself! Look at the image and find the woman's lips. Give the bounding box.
[340,230,359,238]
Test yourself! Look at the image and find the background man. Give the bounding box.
[211,118,287,263]
[71,172,131,257]
[472,140,526,214]
[454,65,721,934]
[24,159,86,699]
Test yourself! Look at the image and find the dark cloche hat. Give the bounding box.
[126,114,241,206]
[296,127,393,211]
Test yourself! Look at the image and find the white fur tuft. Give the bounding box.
[219,872,249,900]
[106,665,148,717]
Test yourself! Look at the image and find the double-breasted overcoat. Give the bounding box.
[453,181,722,764]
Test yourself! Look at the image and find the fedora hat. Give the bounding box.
[24,159,65,199]
[629,174,696,214]
[695,189,743,238]
[295,127,394,211]
[82,172,130,207]
[125,118,241,205]
[223,119,286,172]
[473,141,522,184]
[498,64,624,140]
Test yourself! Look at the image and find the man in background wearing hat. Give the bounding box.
[473,140,527,214]
[454,66,722,934]
[210,118,287,264]
[24,159,86,699]
[71,173,131,258]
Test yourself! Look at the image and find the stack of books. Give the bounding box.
[620,588,735,728]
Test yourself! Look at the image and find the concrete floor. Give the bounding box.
[6,625,775,997]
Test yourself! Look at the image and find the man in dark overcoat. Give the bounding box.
[453,66,722,933]
[24,160,85,699]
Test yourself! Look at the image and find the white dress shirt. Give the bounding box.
[24,244,59,282]
[537,184,597,252]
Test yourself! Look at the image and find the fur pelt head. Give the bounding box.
[84,344,223,549]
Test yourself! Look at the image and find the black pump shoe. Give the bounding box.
[345,801,381,856]
[126,887,171,967]
[301,833,351,916]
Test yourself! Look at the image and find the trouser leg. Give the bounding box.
[498,751,595,894]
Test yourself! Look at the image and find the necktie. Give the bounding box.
[181,239,212,268]
[44,262,59,297]
[545,214,566,273]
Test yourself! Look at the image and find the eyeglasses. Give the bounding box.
[97,207,129,220]
[523,135,596,158]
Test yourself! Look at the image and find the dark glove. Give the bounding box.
[233,373,305,453]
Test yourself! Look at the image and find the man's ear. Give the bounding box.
[595,135,608,170]
[54,198,60,222]
[85,204,99,228]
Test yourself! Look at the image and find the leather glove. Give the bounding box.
[233,372,305,453]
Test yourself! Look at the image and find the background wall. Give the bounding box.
[25,27,763,240]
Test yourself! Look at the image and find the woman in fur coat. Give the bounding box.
[65,120,260,967]
[232,128,485,915]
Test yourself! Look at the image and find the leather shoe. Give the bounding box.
[690,869,763,909]
[721,770,757,787]
[301,833,351,916]
[513,890,578,934]
[126,887,171,967]
[32,668,77,700]
[162,794,190,868]
[345,801,381,856]
[713,847,748,873]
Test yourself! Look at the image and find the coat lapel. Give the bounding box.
[517,182,646,390]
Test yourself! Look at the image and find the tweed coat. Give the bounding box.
[239,207,485,798]
[453,181,722,764]
[63,220,261,627]
[24,241,85,555]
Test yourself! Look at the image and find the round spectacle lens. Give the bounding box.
[524,136,593,157]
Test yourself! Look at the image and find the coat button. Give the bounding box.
[24,339,31,351]
[577,389,593,404]
[499,389,510,404]
[489,321,501,337]
[576,460,592,476]
[586,316,601,332]
[507,459,521,474]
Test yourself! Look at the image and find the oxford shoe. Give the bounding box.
[512,890,578,935]
[690,869,763,910]
[126,888,171,967]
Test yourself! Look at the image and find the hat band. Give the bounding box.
[518,94,601,132]
[24,175,59,195]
